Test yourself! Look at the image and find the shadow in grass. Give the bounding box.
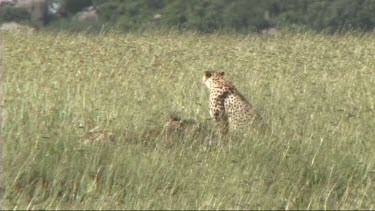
[80,109,273,150]
[125,113,219,148]
[79,112,221,149]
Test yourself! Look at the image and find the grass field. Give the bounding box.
[1,29,375,209]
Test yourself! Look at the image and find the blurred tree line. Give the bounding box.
[1,0,374,33]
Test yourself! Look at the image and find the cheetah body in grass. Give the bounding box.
[203,71,256,131]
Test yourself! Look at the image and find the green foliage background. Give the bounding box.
[0,5,30,24]
[1,0,374,32]
[92,0,375,32]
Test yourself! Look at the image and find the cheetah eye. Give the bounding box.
[205,71,212,78]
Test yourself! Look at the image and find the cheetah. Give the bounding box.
[203,71,256,131]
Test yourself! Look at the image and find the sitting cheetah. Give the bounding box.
[203,71,256,131]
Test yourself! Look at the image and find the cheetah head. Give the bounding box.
[203,71,225,89]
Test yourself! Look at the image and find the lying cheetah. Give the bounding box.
[203,71,256,131]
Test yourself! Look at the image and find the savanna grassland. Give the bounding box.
[1,29,375,210]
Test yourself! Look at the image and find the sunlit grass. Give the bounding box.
[2,29,375,209]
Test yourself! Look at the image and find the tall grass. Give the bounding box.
[2,29,375,209]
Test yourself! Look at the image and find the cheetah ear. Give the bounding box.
[219,72,225,76]
[204,71,212,78]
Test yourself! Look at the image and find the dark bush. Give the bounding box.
[0,5,30,24]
